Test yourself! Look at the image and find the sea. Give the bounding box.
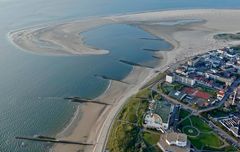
[0,0,240,151]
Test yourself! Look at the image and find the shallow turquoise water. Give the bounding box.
[0,0,240,151]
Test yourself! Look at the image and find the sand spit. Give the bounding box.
[12,9,240,152]
[9,18,114,56]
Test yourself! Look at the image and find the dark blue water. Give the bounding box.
[0,0,240,152]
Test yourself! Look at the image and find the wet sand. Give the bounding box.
[9,9,240,152]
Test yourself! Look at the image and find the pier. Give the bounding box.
[139,38,162,41]
[143,48,159,52]
[94,74,130,85]
[64,97,111,105]
[119,59,154,69]
[16,136,94,146]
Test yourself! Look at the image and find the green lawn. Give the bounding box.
[190,115,212,132]
[142,146,162,152]
[179,109,191,118]
[143,131,160,145]
[183,126,199,137]
[189,133,224,150]
[177,111,227,151]
[204,145,238,152]
[179,118,191,127]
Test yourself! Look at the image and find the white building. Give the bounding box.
[144,100,173,131]
[165,132,188,147]
[144,113,163,131]
[158,132,190,152]
[165,74,195,86]
[174,75,195,86]
[166,74,174,83]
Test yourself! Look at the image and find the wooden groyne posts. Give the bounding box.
[16,136,94,146]
[94,74,130,85]
[119,59,154,69]
[64,97,111,105]
[143,48,159,52]
[139,38,162,41]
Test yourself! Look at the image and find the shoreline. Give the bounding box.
[53,79,113,139]
[51,65,151,152]
[9,9,240,152]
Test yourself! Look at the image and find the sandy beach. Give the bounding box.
[9,9,240,152]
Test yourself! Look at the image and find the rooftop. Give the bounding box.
[158,132,190,152]
[166,132,187,143]
[169,90,187,101]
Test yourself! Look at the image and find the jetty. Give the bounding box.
[16,136,94,146]
[143,48,159,52]
[64,97,111,105]
[94,74,130,85]
[35,135,56,140]
[139,38,162,41]
[119,59,154,69]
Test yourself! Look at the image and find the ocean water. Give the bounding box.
[0,0,240,152]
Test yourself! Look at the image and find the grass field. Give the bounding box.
[183,126,199,137]
[204,145,238,152]
[179,109,191,118]
[190,115,212,132]
[178,111,227,151]
[143,131,160,145]
[189,133,224,149]
[179,118,191,127]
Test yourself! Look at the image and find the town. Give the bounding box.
[142,47,240,151]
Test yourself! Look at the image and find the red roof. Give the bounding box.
[182,87,211,100]
[195,91,210,100]
[218,90,225,96]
